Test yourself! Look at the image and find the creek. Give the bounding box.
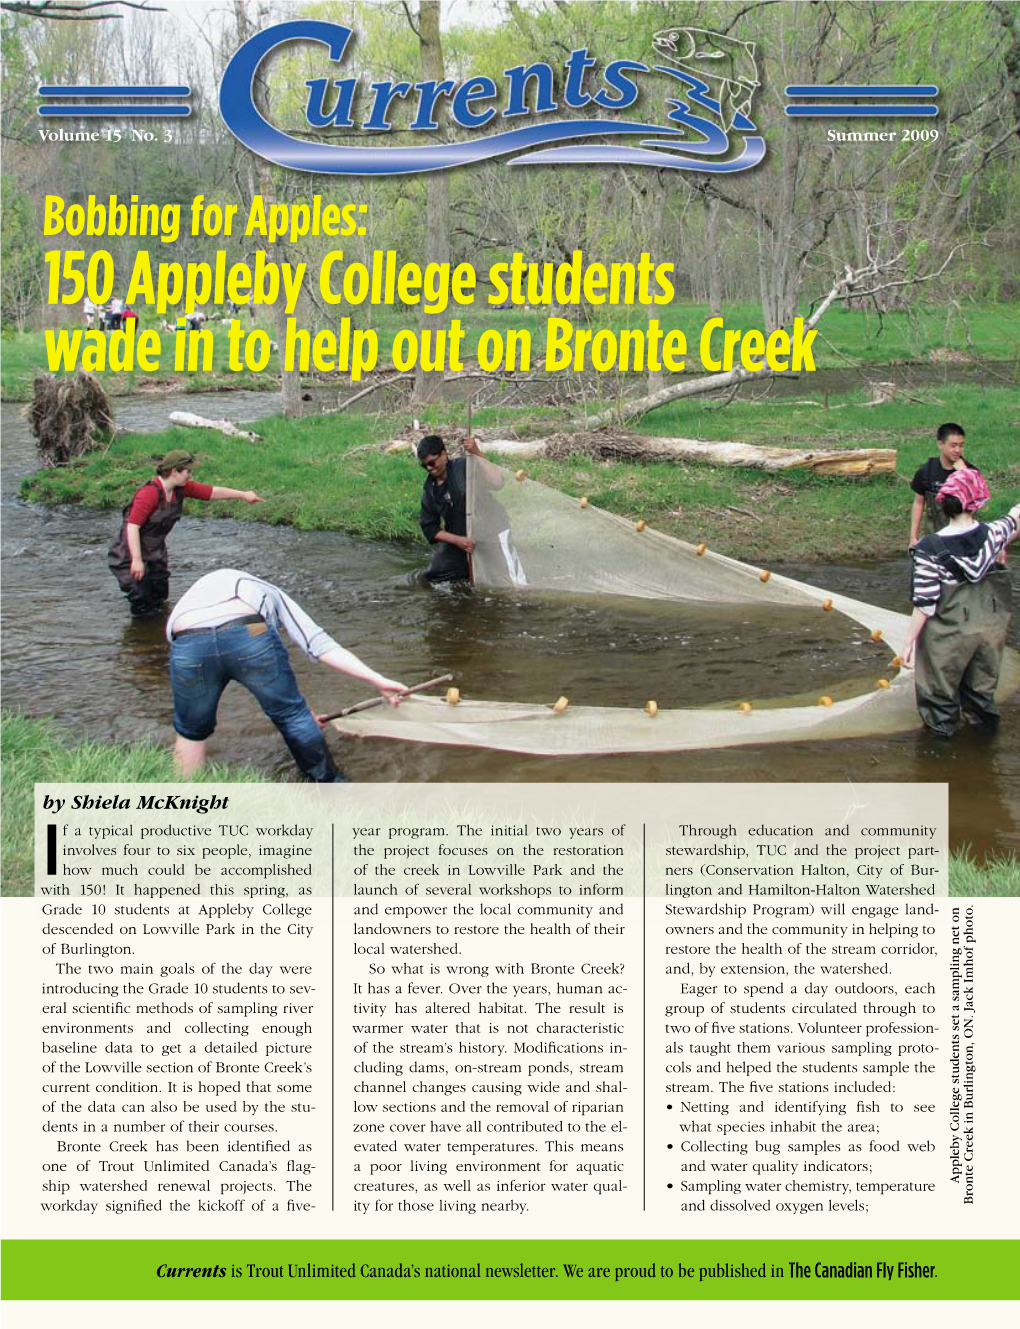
[2,389,1016,860]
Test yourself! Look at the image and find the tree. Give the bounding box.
[412,0,449,406]
[232,0,302,418]
[580,236,973,430]
[1,179,43,330]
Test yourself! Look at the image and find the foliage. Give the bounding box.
[1,1,1018,337]
[948,844,1020,896]
[0,179,43,331]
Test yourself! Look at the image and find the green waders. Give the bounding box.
[919,495,942,540]
[915,574,1012,737]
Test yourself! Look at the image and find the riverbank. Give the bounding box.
[3,300,1017,402]
[3,714,1013,896]
[19,382,1019,563]
[1,713,265,897]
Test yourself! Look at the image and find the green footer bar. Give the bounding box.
[3,1240,1017,1300]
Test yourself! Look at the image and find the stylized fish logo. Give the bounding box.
[653,26,759,132]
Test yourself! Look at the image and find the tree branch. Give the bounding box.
[0,0,166,17]
[400,1,420,39]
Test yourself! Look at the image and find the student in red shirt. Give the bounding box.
[107,449,263,618]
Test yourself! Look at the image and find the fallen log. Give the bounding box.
[384,430,896,476]
[168,412,261,442]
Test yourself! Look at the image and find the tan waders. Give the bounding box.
[915,574,1012,736]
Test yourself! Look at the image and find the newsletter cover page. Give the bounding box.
[1,0,1018,1324]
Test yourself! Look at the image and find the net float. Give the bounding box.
[891,655,903,668]
[759,569,771,583]
[636,519,646,532]
[580,496,589,508]
[515,469,526,481]
[696,543,707,556]
[738,702,752,714]
[822,598,834,611]
[818,695,834,707]
[876,679,890,690]
[445,687,461,705]
[645,700,658,717]
[870,629,883,642]
[552,696,570,714]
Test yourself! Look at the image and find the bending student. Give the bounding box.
[108,450,264,618]
[902,470,1019,738]
[167,569,407,782]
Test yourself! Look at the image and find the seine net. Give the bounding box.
[332,457,1019,755]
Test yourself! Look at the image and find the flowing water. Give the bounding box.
[2,390,1017,858]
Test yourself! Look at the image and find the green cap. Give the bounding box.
[158,449,196,471]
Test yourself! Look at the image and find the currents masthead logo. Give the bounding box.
[218,20,765,177]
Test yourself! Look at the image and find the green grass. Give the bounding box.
[5,708,1010,895]
[21,383,1020,563]
[3,299,1017,401]
[1,712,265,897]
[948,845,1020,896]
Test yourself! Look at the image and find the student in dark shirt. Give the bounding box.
[903,468,1019,737]
[908,422,979,547]
[418,434,473,583]
[417,434,527,586]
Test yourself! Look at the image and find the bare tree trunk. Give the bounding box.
[580,246,958,430]
[706,193,723,321]
[645,175,666,393]
[413,0,448,407]
[234,0,302,418]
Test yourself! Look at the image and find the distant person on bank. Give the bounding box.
[167,570,407,782]
[908,423,979,547]
[108,449,263,618]
[902,469,1019,738]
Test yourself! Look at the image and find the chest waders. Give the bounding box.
[920,492,943,539]
[915,573,1012,736]
[108,481,183,617]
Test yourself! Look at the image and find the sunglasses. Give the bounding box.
[421,456,444,470]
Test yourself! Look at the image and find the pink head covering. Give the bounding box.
[936,467,990,512]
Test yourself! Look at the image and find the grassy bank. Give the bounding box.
[20,382,1020,563]
[3,299,1017,402]
[3,711,1012,895]
[948,847,1020,896]
[1,713,265,897]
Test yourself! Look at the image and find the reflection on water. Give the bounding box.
[2,392,1017,859]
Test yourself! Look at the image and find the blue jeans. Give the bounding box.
[170,621,342,782]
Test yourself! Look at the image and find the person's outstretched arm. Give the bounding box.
[207,486,264,504]
[317,645,407,703]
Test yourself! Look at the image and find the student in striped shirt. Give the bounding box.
[903,469,1019,738]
